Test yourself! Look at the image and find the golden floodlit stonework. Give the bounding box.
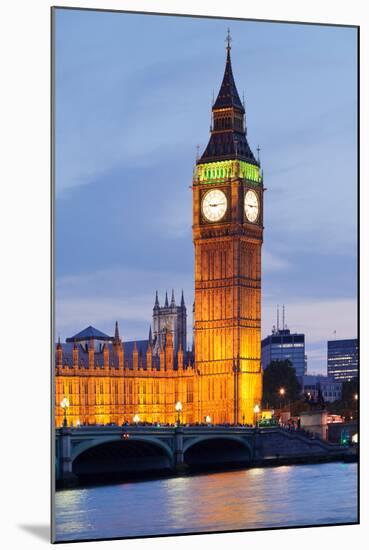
[55,39,263,427]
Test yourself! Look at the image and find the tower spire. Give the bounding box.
[154,290,159,308]
[196,144,200,162]
[114,320,120,342]
[170,289,176,307]
[164,291,169,308]
[181,289,185,307]
[226,28,232,52]
[197,33,257,166]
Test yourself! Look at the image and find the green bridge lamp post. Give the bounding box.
[253,404,260,427]
[133,414,140,426]
[61,397,70,428]
[175,401,183,426]
[205,415,211,425]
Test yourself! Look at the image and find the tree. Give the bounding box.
[327,378,358,421]
[341,378,358,407]
[262,359,301,409]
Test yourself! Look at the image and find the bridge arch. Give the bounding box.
[71,435,174,480]
[183,434,252,455]
[71,435,173,464]
[183,435,252,467]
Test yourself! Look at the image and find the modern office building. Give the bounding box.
[261,327,307,377]
[298,374,342,403]
[327,338,358,381]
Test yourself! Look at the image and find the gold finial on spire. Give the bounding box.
[226,28,232,51]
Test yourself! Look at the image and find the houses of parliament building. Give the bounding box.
[55,34,264,427]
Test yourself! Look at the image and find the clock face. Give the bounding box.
[202,189,227,222]
[244,189,259,223]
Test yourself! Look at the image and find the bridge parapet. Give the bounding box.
[55,425,351,486]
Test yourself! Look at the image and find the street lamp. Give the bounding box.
[253,404,260,426]
[133,413,140,425]
[354,394,358,401]
[175,401,183,426]
[205,415,211,424]
[279,387,286,410]
[60,397,70,427]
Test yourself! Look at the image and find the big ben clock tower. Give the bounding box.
[193,32,263,425]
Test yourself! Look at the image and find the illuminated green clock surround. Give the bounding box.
[196,160,261,184]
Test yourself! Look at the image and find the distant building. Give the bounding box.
[152,289,187,355]
[298,374,342,403]
[261,327,306,377]
[327,338,358,381]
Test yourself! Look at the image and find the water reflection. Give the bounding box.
[55,463,357,542]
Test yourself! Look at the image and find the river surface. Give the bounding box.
[55,462,357,542]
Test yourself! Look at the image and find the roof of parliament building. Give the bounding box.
[57,318,193,370]
[66,325,111,342]
[57,338,151,369]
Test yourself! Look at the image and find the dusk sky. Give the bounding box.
[55,8,357,375]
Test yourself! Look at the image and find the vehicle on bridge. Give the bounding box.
[258,418,279,428]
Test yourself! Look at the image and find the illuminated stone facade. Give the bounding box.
[55,295,196,428]
[55,331,198,428]
[192,38,263,425]
[55,38,263,427]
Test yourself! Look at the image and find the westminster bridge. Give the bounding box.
[55,424,352,486]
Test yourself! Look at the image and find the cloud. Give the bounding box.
[262,298,357,343]
[55,267,194,342]
[262,250,290,272]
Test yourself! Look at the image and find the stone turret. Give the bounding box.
[133,341,138,371]
[146,341,153,370]
[165,330,174,370]
[56,337,63,368]
[178,343,184,370]
[103,342,109,368]
[159,345,165,371]
[88,340,95,369]
[152,289,187,355]
[73,342,79,368]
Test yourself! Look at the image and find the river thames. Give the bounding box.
[55,462,357,542]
